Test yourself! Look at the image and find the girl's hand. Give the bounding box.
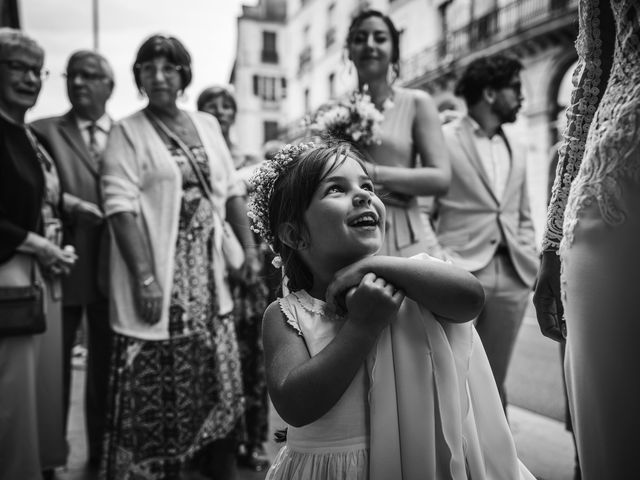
[346,272,405,336]
[135,277,163,325]
[326,257,380,312]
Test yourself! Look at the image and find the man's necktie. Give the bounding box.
[87,122,99,164]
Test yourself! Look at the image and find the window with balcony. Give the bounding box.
[328,72,336,99]
[325,27,336,48]
[326,3,336,48]
[261,31,278,64]
[299,46,312,73]
[253,75,286,101]
[304,88,310,113]
[264,121,279,142]
[438,1,451,57]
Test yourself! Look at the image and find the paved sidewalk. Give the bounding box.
[55,366,575,480]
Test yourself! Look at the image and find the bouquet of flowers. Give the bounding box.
[305,89,390,147]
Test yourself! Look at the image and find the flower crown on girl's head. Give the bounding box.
[247,142,316,249]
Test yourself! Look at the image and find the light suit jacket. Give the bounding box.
[433,116,537,287]
[31,111,109,304]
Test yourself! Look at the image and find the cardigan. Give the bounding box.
[0,115,45,263]
[101,109,243,340]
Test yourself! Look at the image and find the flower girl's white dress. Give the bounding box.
[266,261,535,479]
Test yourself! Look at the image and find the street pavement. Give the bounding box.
[55,296,577,480]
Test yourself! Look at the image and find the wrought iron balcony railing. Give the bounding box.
[400,0,578,84]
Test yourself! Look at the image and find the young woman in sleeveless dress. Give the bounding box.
[534,2,640,478]
[346,9,450,259]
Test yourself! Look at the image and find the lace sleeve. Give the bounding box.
[278,296,303,336]
[542,0,614,251]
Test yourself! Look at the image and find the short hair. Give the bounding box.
[0,27,44,62]
[268,142,369,292]
[132,34,192,91]
[454,54,523,106]
[196,85,237,113]
[67,49,115,87]
[346,9,401,81]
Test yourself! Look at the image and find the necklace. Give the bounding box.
[361,84,395,112]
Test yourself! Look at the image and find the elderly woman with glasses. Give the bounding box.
[101,34,254,479]
[0,28,79,480]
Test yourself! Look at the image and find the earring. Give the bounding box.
[387,66,398,85]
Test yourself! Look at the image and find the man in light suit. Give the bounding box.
[433,54,538,410]
[31,50,114,468]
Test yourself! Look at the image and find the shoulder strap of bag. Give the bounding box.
[144,110,215,202]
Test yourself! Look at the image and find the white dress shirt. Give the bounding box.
[468,117,511,202]
[76,113,112,158]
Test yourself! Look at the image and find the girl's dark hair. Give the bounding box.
[269,142,369,292]
[196,85,237,113]
[133,34,192,92]
[346,9,401,81]
[454,54,523,106]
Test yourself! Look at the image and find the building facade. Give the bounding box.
[233,0,580,244]
[0,0,19,27]
[231,0,287,157]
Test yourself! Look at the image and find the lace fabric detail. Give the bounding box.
[542,0,603,251]
[545,0,640,252]
[278,290,345,336]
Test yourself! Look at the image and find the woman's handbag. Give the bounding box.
[219,219,245,271]
[0,254,46,336]
[145,111,246,270]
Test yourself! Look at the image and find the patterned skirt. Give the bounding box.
[102,314,244,479]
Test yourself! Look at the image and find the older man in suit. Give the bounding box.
[31,50,114,468]
[433,54,538,410]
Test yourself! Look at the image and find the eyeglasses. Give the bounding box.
[0,60,49,80]
[136,62,183,78]
[63,71,107,82]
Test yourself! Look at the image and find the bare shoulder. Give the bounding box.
[264,299,284,323]
[263,298,297,339]
[402,87,435,105]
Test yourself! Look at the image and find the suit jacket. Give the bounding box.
[433,115,537,287]
[31,111,109,305]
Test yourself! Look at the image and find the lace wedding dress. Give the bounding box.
[543,1,640,477]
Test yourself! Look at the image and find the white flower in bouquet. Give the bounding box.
[306,88,392,147]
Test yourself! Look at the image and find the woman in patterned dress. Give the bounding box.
[101,34,258,479]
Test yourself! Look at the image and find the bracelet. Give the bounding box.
[140,275,156,287]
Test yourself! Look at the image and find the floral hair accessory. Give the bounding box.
[247,142,316,247]
[306,87,391,147]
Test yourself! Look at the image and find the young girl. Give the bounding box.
[248,142,535,480]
